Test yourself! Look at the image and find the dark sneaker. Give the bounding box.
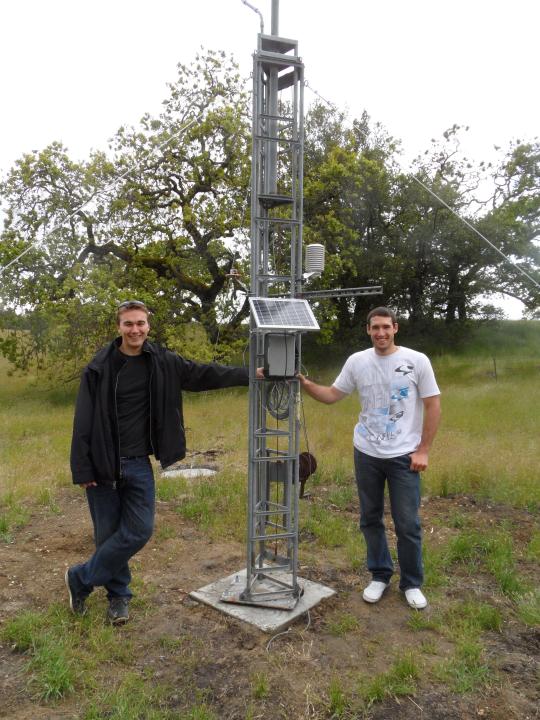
[107,597,130,625]
[65,568,87,616]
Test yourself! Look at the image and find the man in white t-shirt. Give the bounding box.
[298,307,441,609]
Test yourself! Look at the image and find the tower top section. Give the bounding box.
[257,34,298,57]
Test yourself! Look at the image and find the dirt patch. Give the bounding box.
[0,489,538,719]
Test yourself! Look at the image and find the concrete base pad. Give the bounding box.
[190,568,336,633]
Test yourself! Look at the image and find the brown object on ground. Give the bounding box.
[298,451,317,498]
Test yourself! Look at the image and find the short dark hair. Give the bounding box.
[366,306,397,326]
[116,300,150,324]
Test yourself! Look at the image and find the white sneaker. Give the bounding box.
[405,588,428,609]
[362,580,389,603]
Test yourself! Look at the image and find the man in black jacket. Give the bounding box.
[66,300,254,624]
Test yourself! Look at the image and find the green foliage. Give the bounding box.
[311,459,352,488]
[0,344,538,715]
[444,600,503,634]
[448,511,468,529]
[303,318,540,368]
[0,492,30,542]
[422,541,448,589]
[435,639,491,693]
[445,529,527,597]
[29,635,76,701]
[175,469,246,541]
[250,672,269,700]
[358,653,420,706]
[154,523,176,541]
[163,323,215,363]
[2,607,48,651]
[327,612,361,637]
[407,612,440,632]
[327,485,357,509]
[525,531,540,561]
[426,353,540,509]
[327,676,350,716]
[2,607,76,700]
[82,672,175,720]
[301,503,357,548]
[2,54,538,376]
[36,487,61,514]
[516,590,540,627]
[0,50,252,377]
[303,112,539,344]
[0,603,202,715]
[156,476,189,502]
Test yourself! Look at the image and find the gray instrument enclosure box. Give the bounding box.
[263,334,296,378]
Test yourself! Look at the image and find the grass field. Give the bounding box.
[1,338,538,514]
[0,325,538,719]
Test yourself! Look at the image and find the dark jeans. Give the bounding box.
[71,457,155,600]
[354,449,423,591]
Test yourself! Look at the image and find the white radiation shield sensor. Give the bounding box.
[305,243,325,275]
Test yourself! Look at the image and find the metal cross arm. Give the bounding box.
[298,286,383,300]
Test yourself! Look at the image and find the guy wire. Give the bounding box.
[0,113,199,278]
[303,82,540,294]
[410,174,540,290]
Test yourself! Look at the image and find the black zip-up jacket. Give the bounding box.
[70,338,249,485]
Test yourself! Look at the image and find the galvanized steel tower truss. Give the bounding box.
[222,31,306,610]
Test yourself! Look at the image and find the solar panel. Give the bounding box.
[249,297,320,331]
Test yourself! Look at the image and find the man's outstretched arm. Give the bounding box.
[410,394,441,471]
[297,373,348,405]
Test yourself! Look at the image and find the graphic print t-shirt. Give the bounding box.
[333,346,440,459]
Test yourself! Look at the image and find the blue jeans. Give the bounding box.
[354,449,423,591]
[71,457,155,600]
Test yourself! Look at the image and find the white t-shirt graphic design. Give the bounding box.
[333,347,440,458]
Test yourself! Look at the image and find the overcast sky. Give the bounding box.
[1,0,538,316]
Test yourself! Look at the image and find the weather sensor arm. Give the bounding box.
[241,0,264,33]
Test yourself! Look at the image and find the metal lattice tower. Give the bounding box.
[220,2,382,612]
[247,31,304,608]
[222,18,306,609]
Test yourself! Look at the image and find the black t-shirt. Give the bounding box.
[115,351,152,457]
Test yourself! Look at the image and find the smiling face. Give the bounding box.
[117,308,150,355]
[366,315,399,356]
